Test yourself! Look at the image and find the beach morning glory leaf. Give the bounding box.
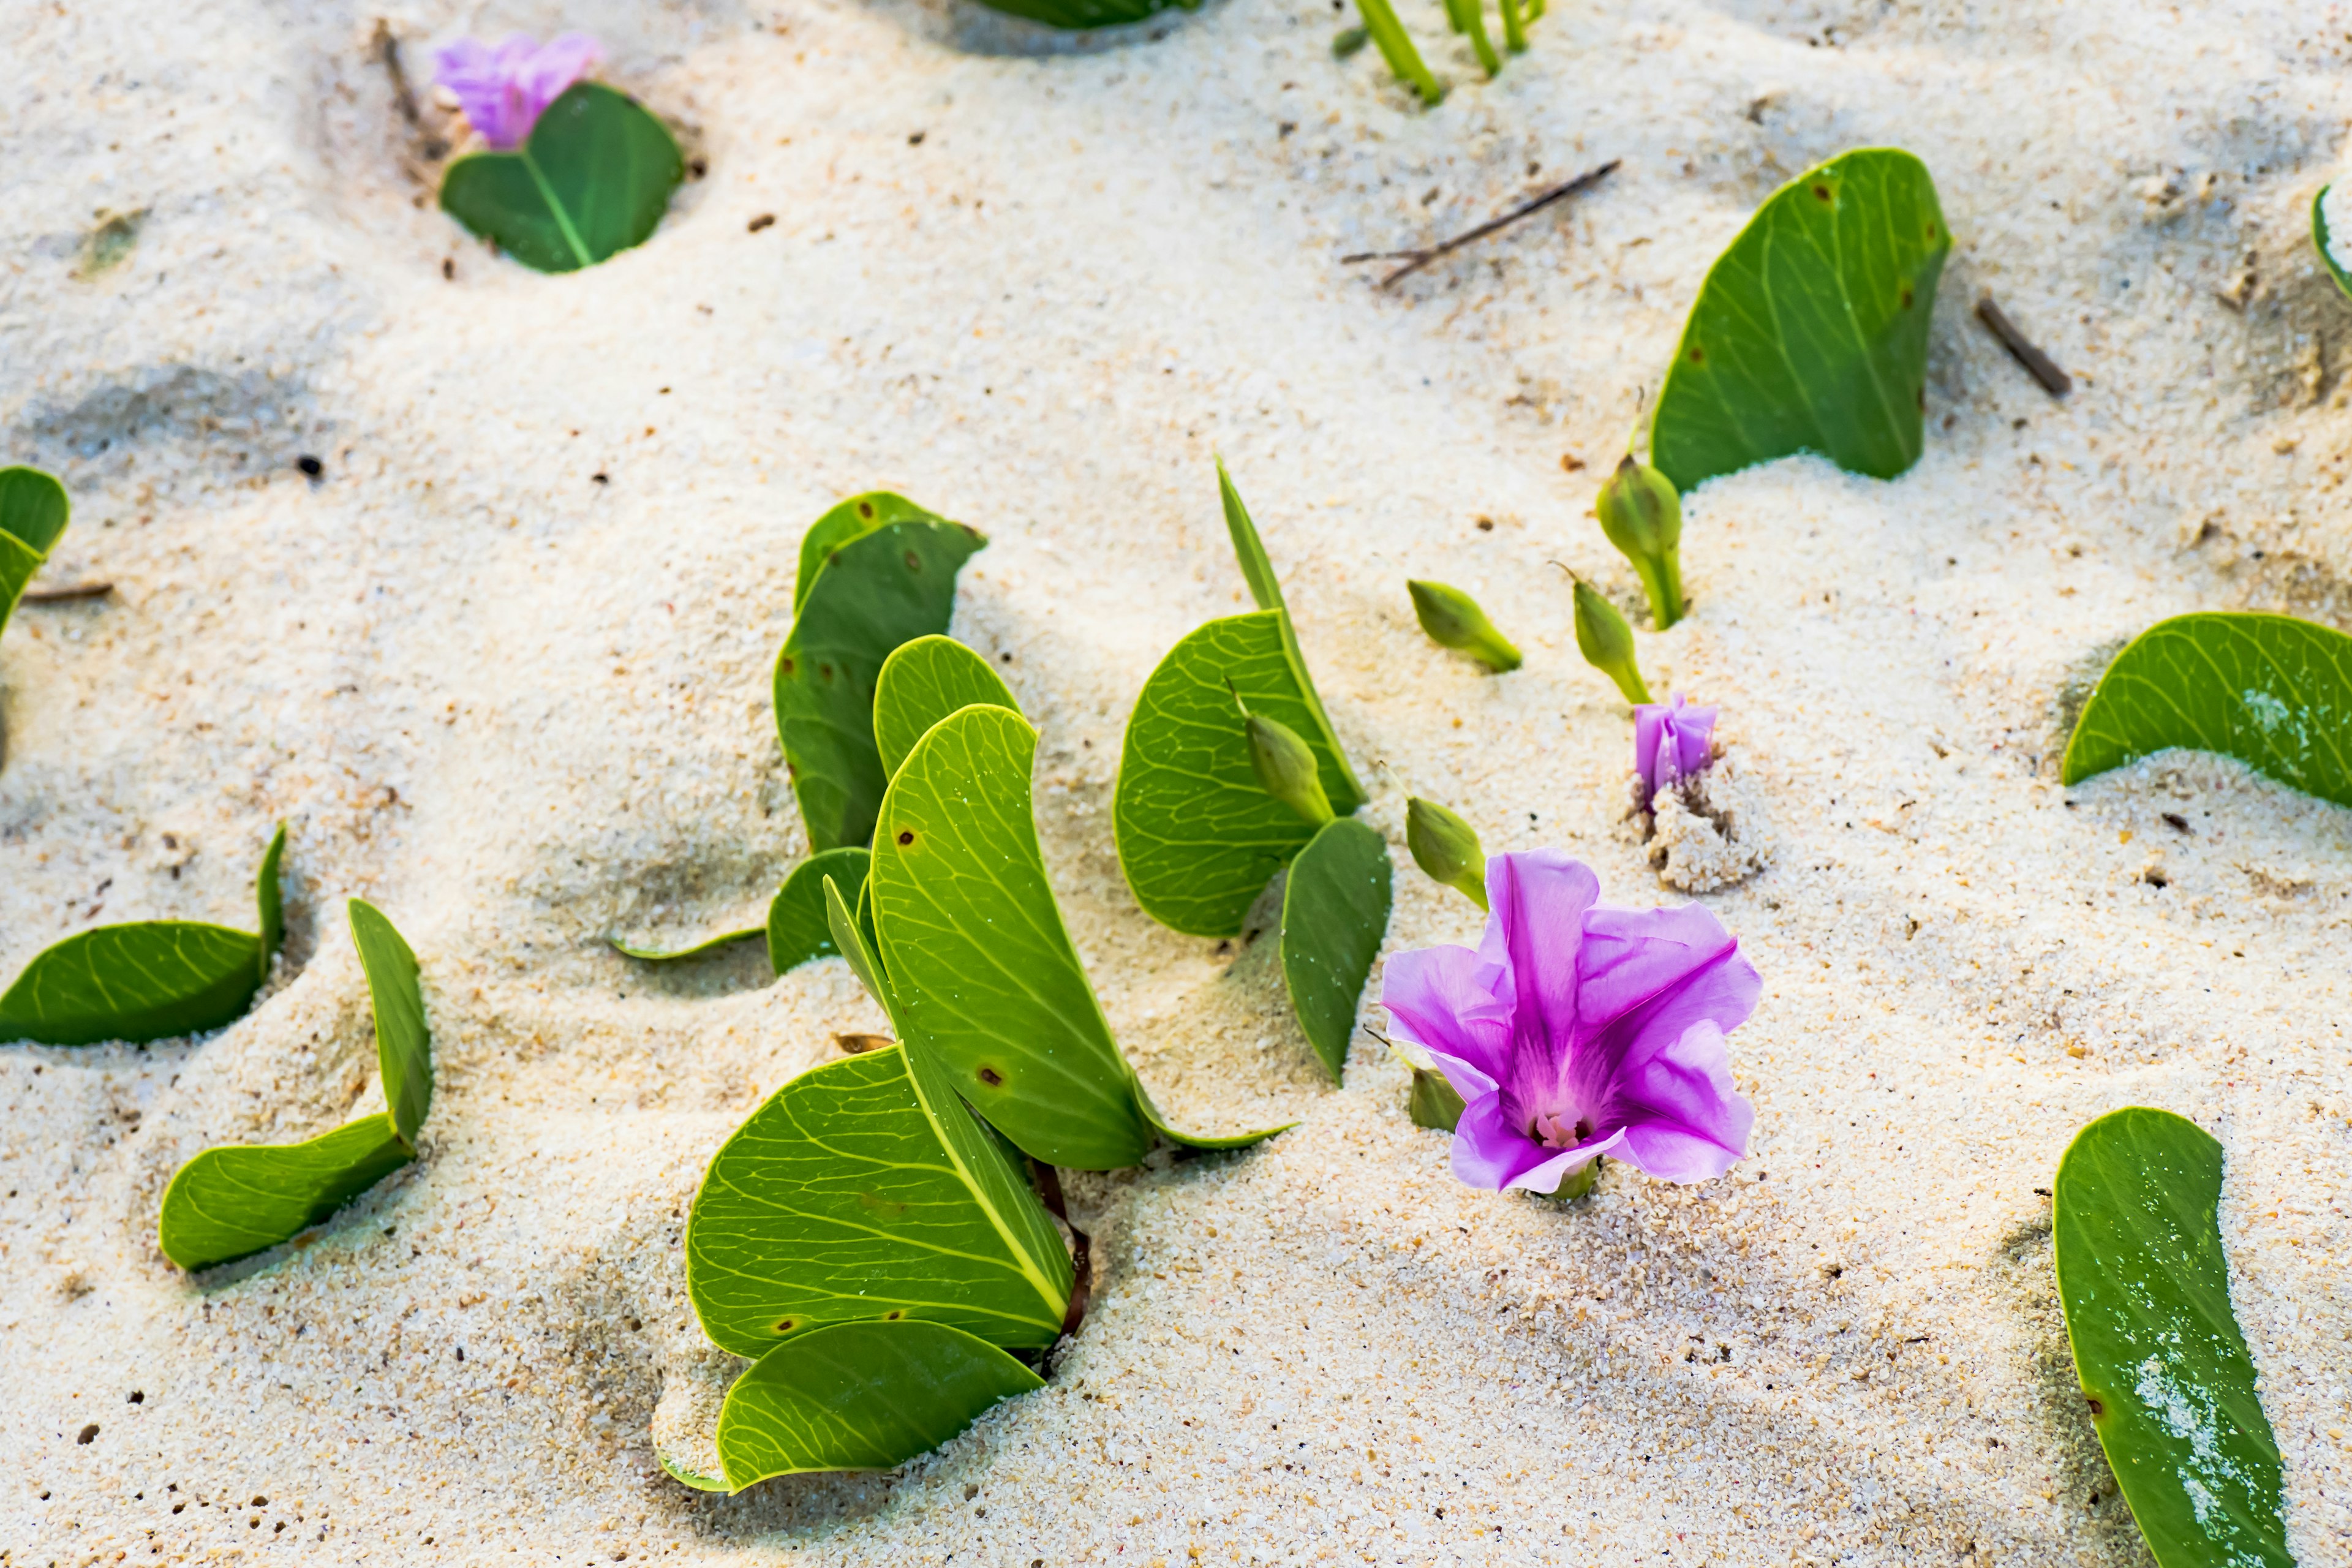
[0,824,285,1047]
[1633,694,1717,811]
[2062,611,2352,811]
[2315,184,2352,304]
[714,1319,1042,1488]
[1408,580,1522,673]
[606,925,765,964]
[1649,148,1950,494]
[873,634,1022,780]
[439,81,684,274]
[0,464,70,649]
[607,845,871,971]
[1217,464,1361,801]
[969,0,1194,27]
[2053,1107,2291,1568]
[1278,818,1394,1080]
[1382,851,1758,1194]
[684,1042,1072,1359]
[434,32,601,151]
[777,500,987,853]
[156,900,433,1272]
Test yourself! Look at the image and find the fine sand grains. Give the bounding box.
[4,0,2351,1563]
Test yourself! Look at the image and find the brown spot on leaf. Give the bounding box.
[774,1318,797,1335]
[1812,184,1831,202]
[2086,1396,2105,1417]
[904,549,922,571]
[1689,346,1705,364]
[897,829,914,846]
[780,657,796,675]
[978,1066,1003,1087]
[858,500,875,519]
[1901,287,1914,309]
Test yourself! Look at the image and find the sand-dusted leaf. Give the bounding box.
[2315,187,2352,304]
[776,511,987,852]
[1650,148,1951,494]
[0,465,69,644]
[1115,611,1365,938]
[156,1113,413,1272]
[254,824,286,984]
[349,900,430,1145]
[1278,818,1393,1081]
[873,706,1151,1170]
[715,1319,1042,1487]
[2062,612,2352,810]
[873,635,1020,778]
[608,927,764,963]
[438,83,683,274]
[2054,1108,2290,1568]
[768,846,872,973]
[684,1043,1071,1359]
[0,924,260,1047]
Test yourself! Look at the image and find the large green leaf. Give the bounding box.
[1114,611,1364,938]
[776,513,987,853]
[0,924,260,1047]
[825,874,897,1020]
[715,1320,1042,1487]
[2053,1108,2291,1568]
[872,705,1151,1170]
[349,900,430,1145]
[1649,148,1951,494]
[684,1044,1070,1359]
[2062,612,2352,809]
[793,492,944,615]
[767,846,872,974]
[156,1113,415,1272]
[1278,818,1393,1082]
[873,635,1021,778]
[2315,187,2352,304]
[0,465,69,644]
[438,83,683,274]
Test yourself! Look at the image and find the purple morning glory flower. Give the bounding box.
[1381,850,1758,1194]
[434,33,603,151]
[1634,692,1717,808]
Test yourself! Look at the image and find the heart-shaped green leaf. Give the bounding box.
[767,846,872,973]
[685,1042,1071,1359]
[438,82,684,274]
[2061,611,2352,810]
[793,492,946,614]
[2315,187,2352,304]
[156,1114,415,1273]
[873,705,1151,1170]
[0,465,69,644]
[776,508,987,852]
[715,1319,1042,1487]
[1278,818,1393,1081]
[349,899,430,1145]
[873,635,1022,779]
[2054,1107,2291,1568]
[1650,148,1951,494]
[1115,610,1366,938]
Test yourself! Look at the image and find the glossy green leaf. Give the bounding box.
[156,1113,415,1272]
[254,824,285,986]
[0,923,260,1047]
[873,635,1021,778]
[715,1320,1042,1487]
[776,511,987,853]
[794,492,946,615]
[439,83,684,274]
[2053,1108,2290,1568]
[1278,818,1393,1081]
[2062,612,2352,810]
[349,900,431,1145]
[873,706,1151,1170]
[768,846,872,974]
[1650,148,1951,494]
[0,465,69,644]
[607,926,764,963]
[684,1043,1070,1359]
[826,874,895,1019]
[1115,611,1365,938]
[2314,187,2352,304]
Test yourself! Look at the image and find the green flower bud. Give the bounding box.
[1245,710,1334,826]
[1595,456,1687,629]
[1406,796,1489,910]
[1408,579,1523,673]
[1571,577,1653,706]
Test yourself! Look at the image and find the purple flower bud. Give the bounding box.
[434,34,603,151]
[1632,692,1717,809]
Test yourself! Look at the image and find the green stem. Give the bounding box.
[1634,552,1687,631]
[1525,0,1545,18]
[1458,0,1502,75]
[521,148,593,271]
[1498,0,1527,53]
[1355,0,1446,105]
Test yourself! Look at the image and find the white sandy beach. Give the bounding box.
[4,0,2351,1562]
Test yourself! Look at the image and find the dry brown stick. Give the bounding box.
[1976,293,2071,396]
[1028,1159,1092,1344]
[1343,159,1621,290]
[20,582,113,604]
[373,18,422,126]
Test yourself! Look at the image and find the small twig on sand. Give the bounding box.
[373,18,421,126]
[21,582,113,604]
[1343,159,1621,290]
[1976,293,2071,396]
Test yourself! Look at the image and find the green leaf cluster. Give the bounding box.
[2062,611,2352,810]
[2053,1109,2291,1568]
[1649,148,1951,495]
[1113,466,1394,1080]
[0,465,70,650]
[439,83,684,274]
[157,900,433,1272]
[0,826,285,1047]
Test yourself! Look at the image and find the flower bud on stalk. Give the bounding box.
[1570,576,1653,705]
[1239,701,1334,826]
[1408,580,1523,673]
[1406,796,1489,910]
[1596,456,1687,630]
